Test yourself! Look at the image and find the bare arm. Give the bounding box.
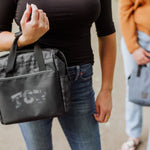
[98,33,116,91]
[94,32,116,123]
[0,4,49,51]
[0,31,15,51]
[0,31,29,51]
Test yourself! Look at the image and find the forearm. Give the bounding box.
[98,32,116,91]
[0,31,15,51]
[0,31,26,51]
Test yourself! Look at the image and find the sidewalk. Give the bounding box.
[0,1,150,150]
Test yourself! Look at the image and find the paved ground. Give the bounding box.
[0,1,150,150]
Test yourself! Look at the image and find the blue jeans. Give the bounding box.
[121,38,142,138]
[121,31,150,150]
[19,63,101,150]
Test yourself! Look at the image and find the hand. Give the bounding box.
[94,90,112,123]
[18,3,50,47]
[132,47,150,65]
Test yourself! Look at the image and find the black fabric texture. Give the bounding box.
[0,0,115,66]
[0,38,71,124]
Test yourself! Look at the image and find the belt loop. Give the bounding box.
[74,66,80,81]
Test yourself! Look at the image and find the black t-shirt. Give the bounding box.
[0,0,115,66]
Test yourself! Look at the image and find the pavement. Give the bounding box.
[0,1,150,150]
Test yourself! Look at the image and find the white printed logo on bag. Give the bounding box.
[11,90,47,109]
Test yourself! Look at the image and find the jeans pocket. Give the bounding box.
[80,64,93,81]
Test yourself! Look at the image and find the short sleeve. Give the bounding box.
[95,0,115,37]
[0,0,17,32]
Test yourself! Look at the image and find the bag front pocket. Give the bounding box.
[0,70,65,124]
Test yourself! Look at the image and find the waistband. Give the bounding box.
[138,30,150,52]
[67,63,93,81]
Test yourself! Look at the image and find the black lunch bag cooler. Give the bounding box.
[0,32,71,124]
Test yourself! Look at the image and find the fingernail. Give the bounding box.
[95,114,99,117]
[31,3,35,7]
[26,3,29,9]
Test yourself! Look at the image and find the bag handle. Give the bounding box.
[6,31,46,76]
[34,44,46,71]
[137,65,142,77]
[136,65,147,77]
[6,31,69,78]
[6,32,22,75]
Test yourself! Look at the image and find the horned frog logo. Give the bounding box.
[11,90,47,109]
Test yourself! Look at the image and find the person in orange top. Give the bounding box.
[119,0,150,150]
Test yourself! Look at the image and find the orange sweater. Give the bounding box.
[119,0,150,53]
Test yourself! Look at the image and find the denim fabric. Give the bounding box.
[147,130,150,150]
[121,31,150,149]
[19,63,101,150]
[121,38,143,138]
[137,31,150,51]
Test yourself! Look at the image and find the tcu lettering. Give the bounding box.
[11,90,47,109]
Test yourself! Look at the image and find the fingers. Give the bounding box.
[138,56,150,65]
[144,50,150,58]
[94,110,110,123]
[144,51,150,64]
[94,90,112,123]
[140,49,150,64]
[31,4,48,23]
[20,3,50,45]
[30,5,49,29]
[38,9,49,31]
[143,57,150,64]
[132,48,150,65]
[99,112,105,122]
[38,10,45,22]
[31,4,39,22]
[104,113,111,122]
[95,111,110,123]
[140,54,150,65]
[94,105,111,123]
[21,3,49,25]
[94,105,100,121]
[20,3,32,24]
[45,16,50,29]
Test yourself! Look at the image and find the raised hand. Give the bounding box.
[18,3,50,48]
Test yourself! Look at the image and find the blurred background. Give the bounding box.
[0,1,150,150]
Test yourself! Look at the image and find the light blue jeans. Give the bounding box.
[121,31,150,150]
[19,63,101,150]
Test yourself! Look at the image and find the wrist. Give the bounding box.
[101,83,113,92]
[99,89,112,99]
[17,35,28,48]
[100,87,112,93]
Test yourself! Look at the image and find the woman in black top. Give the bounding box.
[0,0,116,149]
